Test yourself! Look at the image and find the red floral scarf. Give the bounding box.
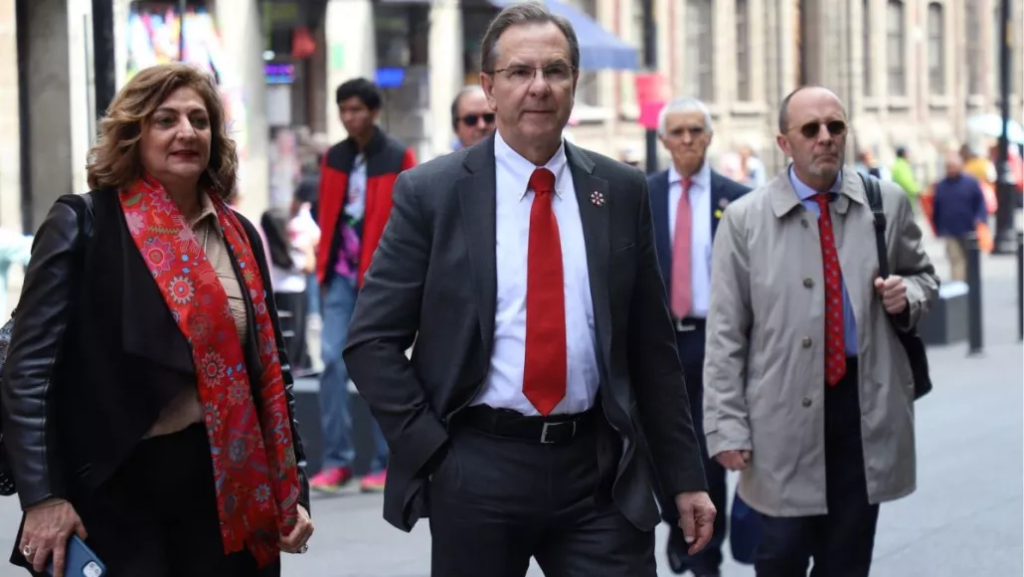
[120,177,300,566]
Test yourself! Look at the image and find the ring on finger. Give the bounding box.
[21,545,32,558]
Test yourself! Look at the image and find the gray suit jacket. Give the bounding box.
[343,133,707,532]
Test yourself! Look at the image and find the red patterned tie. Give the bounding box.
[814,194,846,386]
[523,168,567,415]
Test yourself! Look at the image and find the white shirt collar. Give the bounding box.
[495,130,569,200]
[669,160,711,191]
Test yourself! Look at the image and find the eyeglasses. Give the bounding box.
[489,63,575,86]
[460,113,495,127]
[790,120,847,139]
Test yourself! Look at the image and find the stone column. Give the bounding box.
[428,0,463,158]
[0,0,20,232]
[213,0,270,216]
[323,0,376,145]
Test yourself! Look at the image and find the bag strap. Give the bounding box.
[859,173,890,279]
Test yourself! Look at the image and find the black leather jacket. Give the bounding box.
[0,192,311,513]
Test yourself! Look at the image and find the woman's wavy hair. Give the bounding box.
[86,63,238,198]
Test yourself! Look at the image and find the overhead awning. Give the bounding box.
[489,0,639,71]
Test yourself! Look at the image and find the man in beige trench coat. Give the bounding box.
[703,86,939,577]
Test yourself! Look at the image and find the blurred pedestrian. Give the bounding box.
[649,96,750,577]
[451,85,495,150]
[890,146,922,205]
[854,146,890,181]
[737,144,767,188]
[2,62,312,577]
[261,190,320,371]
[933,151,988,280]
[312,78,416,494]
[342,4,715,576]
[704,86,938,577]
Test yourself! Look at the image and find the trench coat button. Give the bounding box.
[801,219,810,228]
[802,396,812,407]
[803,277,814,288]
[801,337,812,348]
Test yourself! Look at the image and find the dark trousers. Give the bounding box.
[40,425,280,577]
[659,360,727,573]
[428,410,656,577]
[755,359,880,577]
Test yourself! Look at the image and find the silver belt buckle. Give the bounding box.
[674,318,696,332]
[540,420,576,444]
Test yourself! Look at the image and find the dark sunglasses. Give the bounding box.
[461,113,495,127]
[793,120,847,139]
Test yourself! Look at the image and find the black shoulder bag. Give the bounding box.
[859,174,933,400]
[0,192,96,496]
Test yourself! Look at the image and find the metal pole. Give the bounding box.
[642,0,658,175]
[1017,231,1023,341]
[92,0,116,119]
[965,232,985,355]
[993,0,1016,254]
[15,0,33,234]
[178,0,187,62]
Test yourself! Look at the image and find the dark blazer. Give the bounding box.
[647,168,750,366]
[1,190,310,519]
[343,133,707,533]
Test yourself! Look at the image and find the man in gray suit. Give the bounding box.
[343,3,715,575]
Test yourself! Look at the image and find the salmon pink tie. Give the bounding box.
[670,177,693,319]
[814,193,847,386]
[523,167,566,415]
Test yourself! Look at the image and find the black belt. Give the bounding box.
[672,317,706,333]
[460,405,593,444]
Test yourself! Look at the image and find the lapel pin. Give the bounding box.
[590,191,605,206]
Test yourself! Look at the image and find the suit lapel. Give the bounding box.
[565,143,612,366]
[457,136,499,356]
[709,171,726,239]
[649,171,672,287]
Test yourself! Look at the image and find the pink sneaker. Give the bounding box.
[359,469,387,493]
[310,466,353,493]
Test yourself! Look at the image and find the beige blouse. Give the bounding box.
[144,194,249,438]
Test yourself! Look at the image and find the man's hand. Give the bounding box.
[715,449,751,471]
[874,275,907,314]
[673,491,717,555]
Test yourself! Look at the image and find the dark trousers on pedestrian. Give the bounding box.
[659,359,727,574]
[428,406,656,577]
[14,425,280,577]
[754,359,880,577]
[274,289,309,372]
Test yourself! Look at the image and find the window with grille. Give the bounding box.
[886,0,906,96]
[736,0,751,101]
[685,0,714,102]
[863,0,872,97]
[927,3,945,94]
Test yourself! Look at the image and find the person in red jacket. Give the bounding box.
[312,78,416,493]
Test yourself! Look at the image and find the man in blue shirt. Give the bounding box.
[932,151,988,281]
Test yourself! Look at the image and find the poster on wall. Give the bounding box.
[127,5,249,171]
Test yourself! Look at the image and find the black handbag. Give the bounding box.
[859,174,933,400]
[0,192,96,496]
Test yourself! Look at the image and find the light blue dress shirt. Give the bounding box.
[789,167,858,357]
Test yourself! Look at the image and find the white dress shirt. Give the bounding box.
[471,132,600,416]
[668,162,713,318]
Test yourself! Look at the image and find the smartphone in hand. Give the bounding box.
[46,535,105,577]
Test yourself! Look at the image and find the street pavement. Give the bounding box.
[0,230,1021,576]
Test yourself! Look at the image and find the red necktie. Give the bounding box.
[814,194,847,386]
[523,168,566,415]
[670,177,693,319]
